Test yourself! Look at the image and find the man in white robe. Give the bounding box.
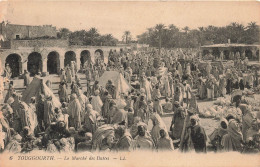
[91,90,103,114]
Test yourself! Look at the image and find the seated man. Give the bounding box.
[157,129,174,151]
[244,120,260,153]
[42,121,71,151]
[133,125,155,151]
[115,125,133,152]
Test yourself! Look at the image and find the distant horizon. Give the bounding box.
[0,1,259,40]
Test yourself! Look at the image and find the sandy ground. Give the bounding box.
[2,74,220,137]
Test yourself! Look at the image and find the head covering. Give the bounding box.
[85,132,92,140]
[7,97,14,105]
[239,104,249,115]
[86,104,93,110]
[140,88,145,94]
[94,90,100,96]
[190,114,199,122]
[219,118,228,129]
[30,97,36,102]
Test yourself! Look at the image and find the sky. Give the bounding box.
[0,1,259,40]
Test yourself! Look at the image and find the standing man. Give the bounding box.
[43,95,55,128]
[23,70,31,87]
[182,81,191,108]
[83,104,101,134]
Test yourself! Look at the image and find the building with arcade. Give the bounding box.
[201,43,260,61]
[0,22,128,78]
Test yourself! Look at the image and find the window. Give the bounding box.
[16,35,20,39]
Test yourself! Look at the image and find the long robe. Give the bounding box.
[84,110,100,133]
[23,73,31,87]
[65,68,72,83]
[60,71,66,82]
[171,110,185,139]
[134,134,155,151]
[153,100,163,115]
[177,63,183,76]
[91,95,103,114]
[4,85,15,103]
[221,119,243,152]
[68,98,81,130]
[43,100,54,128]
[163,77,171,97]
[58,85,68,103]
[111,109,127,125]
[190,125,207,153]
[116,133,133,151]
[150,113,168,145]
[157,137,174,151]
[242,112,254,142]
[140,79,152,102]
[28,103,38,133]
[78,93,89,122]
[71,63,75,77]
[19,102,37,133]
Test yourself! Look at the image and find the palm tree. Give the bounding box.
[88,27,99,45]
[247,22,257,29]
[168,24,179,32]
[123,31,131,44]
[57,28,71,39]
[182,26,190,34]
[155,24,166,55]
[198,27,204,32]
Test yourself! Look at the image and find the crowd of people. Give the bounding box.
[0,47,259,154]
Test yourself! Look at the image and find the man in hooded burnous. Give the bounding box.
[43,95,55,128]
[83,104,101,134]
[23,70,31,87]
[68,93,82,130]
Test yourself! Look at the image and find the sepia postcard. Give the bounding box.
[0,0,259,167]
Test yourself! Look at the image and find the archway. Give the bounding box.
[47,51,60,74]
[212,48,220,59]
[224,50,229,60]
[27,52,42,76]
[80,50,91,68]
[64,51,76,67]
[5,54,22,78]
[245,49,253,60]
[202,49,209,57]
[95,49,104,61]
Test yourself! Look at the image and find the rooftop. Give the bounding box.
[201,43,260,48]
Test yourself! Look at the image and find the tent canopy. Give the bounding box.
[22,76,61,108]
[98,71,132,98]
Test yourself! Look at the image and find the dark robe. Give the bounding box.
[239,80,244,90]
[190,125,207,153]
[226,79,232,94]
